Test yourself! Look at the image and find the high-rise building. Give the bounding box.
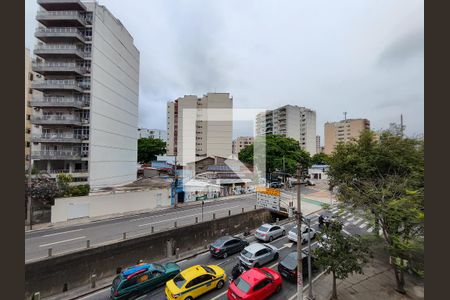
[25,48,37,168]
[316,135,321,154]
[138,128,167,141]
[166,93,233,162]
[30,0,140,189]
[232,136,254,155]
[324,118,370,154]
[256,105,317,155]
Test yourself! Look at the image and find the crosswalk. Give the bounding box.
[327,206,375,234]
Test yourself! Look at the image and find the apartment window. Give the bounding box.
[29,73,33,81]
[26,142,30,148]
[27,114,31,120]
[26,128,31,134]
[28,88,33,95]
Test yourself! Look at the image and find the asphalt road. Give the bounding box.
[25,194,258,262]
[76,204,375,300]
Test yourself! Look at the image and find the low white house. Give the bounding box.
[308,164,329,180]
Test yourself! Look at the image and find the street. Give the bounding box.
[76,204,375,300]
[25,194,257,261]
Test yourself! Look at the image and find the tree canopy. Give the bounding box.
[238,134,311,176]
[137,138,166,164]
[327,129,424,293]
[311,152,331,165]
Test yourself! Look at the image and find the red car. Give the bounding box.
[227,267,282,300]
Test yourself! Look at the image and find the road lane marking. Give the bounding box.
[359,222,368,229]
[347,216,355,221]
[211,290,228,300]
[39,236,86,247]
[342,229,351,235]
[367,227,374,233]
[41,229,83,238]
[268,261,279,268]
[344,222,350,226]
[353,218,363,225]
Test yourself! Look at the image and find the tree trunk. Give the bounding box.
[393,266,406,294]
[331,270,338,299]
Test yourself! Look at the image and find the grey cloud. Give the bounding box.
[377,28,424,67]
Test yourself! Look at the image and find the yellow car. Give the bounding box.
[165,264,227,300]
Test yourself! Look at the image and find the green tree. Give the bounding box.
[327,129,424,293]
[24,174,60,208]
[311,152,330,165]
[238,134,311,176]
[57,173,73,196]
[314,220,370,299]
[137,138,166,164]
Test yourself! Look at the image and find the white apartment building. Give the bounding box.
[166,93,233,163]
[232,136,254,155]
[256,105,317,155]
[30,0,140,189]
[138,128,167,141]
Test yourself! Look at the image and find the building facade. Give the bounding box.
[25,48,37,167]
[138,128,167,141]
[315,135,321,154]
[324,118,370,154]
[232,136,254,155]
[166,93,233,163]
[30,0,140,189]
[256,105,317,155]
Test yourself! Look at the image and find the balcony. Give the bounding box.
[32,79,85,92]
[31,150,81,160]
[32,62,90,76]
[34,44,90,59]
[30,115,85,126]
[43,169,89,178]
[31,133,85,143]
[37,0,87,11]
[36,10,88,27]
[35,27,87,43]
[30,96,89,108]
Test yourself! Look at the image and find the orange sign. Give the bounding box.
[256,187,280,197]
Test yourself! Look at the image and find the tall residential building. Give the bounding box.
[324,118,370,154]
[31,0,140,189]
[256,105,317,155]
[138,128,167,141]
[232,136,254,155]
[167,93,233,163]
[25,48,35,167]
[316,135,321,154]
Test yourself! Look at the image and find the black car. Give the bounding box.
[209,236,249,259]
[277,251,317,282]
[269,182,283,188]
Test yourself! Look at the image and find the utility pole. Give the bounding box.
[400,114,404,138]
[26,157,33,230]
[173,156,178,208]
[306,217,314,300]
[296,163,303,300]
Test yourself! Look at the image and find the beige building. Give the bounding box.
[256,105,317,155]
[25,48,33,167]
[167,93,233,163]
[232,136,254,155]
[324,118,370,154]
[316,135,322,154]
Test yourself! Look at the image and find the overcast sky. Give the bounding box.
[25,0,424,141]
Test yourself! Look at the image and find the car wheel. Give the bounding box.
[223,252,228,259]
[185,297,194,300]
[269,236,273,242]
[216,280,225,290]
[275,284,282,293]
[274,253,279,260]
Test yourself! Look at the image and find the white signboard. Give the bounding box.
[257,192,280,211]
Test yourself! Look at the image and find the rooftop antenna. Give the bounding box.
[400,114,404,137]
[343,112,347,122]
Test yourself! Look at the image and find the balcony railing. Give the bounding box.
[32,79,86,92]
[31,150,81,160]
[36,10,88,25]
[34,44,91,58]
[32,62,90,75]
[30,96,89,108]
[44,169,88,175]
[35,27,88,42]
[31,133,86,143]
[30,115,86,126]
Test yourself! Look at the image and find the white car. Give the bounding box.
[255,224,286,242]
[287,225,316,244]
[317,234,331,250]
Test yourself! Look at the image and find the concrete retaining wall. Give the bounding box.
[25,208,273,299]
[51,188,171,223]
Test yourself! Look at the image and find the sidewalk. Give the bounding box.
[310,244,424,300]
[25,192,256,233]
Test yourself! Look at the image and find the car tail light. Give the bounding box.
[173,293,181,298]
[114,290,119,296]
[215,248,221,253]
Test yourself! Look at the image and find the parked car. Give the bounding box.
[255,224,286,242]
[277,251,317,282]
[305,179,316,186]
[239,243,279,269]
[287,225,316,244]
[165,265,226,300]
[210,236,249,259]
[227,267,282,300]
[111,262,180,299]
[269,182,283,188]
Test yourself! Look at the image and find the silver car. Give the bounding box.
[287,225,316,244]
[239,243,279,268]
[255,224,286,242]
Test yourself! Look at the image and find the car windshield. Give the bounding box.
[212,238,227,247]
[282,252,298,269]
[201,265,216,275]
[173,274,186,288]
[290,226,297,234]
[112,276,121,290]
[234,277,251,293]
[153,263,165,272]
[260,269,274,279]
[258,225,270,232]
[241,249,253,258]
